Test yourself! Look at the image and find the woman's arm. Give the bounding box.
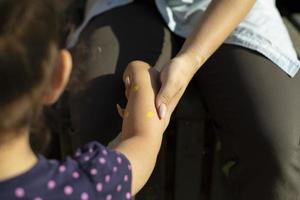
[113,61,170,195]
[179,0,256,69]
[156,0,256,118]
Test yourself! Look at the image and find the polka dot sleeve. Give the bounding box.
[73,142,132,200]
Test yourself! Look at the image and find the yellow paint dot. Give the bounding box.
[124,111,129,118]
[133,85,139,92]
[146,111,154,118]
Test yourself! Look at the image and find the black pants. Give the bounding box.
[70,2,300,199]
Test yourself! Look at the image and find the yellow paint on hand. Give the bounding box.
[133,85,139,92]
[124,111,129,118]
[146,111,154,118]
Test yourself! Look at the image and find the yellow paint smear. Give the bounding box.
[146,111,154,118]
[133,85,139,92]
[124,111,129,118]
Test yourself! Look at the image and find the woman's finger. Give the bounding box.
[168,87,185,115]
[156,75,180,119]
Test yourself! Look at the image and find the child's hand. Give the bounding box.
[121,61,170,138]
[114,61,172,195]
[116,63,159,118]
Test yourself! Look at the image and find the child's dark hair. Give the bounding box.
[0,0,61,135]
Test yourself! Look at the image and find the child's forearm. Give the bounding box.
[114,61,168,195]
[178,0,256,70]
[114,134,162,195]
[122,77,165,138]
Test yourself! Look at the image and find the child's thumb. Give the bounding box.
[116,104,125,118]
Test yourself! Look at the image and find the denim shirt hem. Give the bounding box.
[225,27,300,77]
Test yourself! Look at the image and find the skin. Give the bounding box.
[0,51,170,196]
[115,61,171,194]
[156,0,257,118]
[0,130,37,182]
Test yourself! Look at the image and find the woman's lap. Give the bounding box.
[196,44,300,199]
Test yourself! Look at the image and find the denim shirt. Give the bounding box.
[67,0,300,77]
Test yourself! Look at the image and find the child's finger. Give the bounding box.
[124,76,130,99]
[125,88,129,100]
[116,104,125,118]
[125,76,131,88]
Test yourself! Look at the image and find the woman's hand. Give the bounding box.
[156,0,256,119]
[156,54,200,119]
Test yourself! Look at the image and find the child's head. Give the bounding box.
[0,0,72,140]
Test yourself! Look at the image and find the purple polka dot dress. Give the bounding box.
[0,142,132,200]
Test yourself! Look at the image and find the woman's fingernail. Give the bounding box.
[159,104,167,119]
[125,76,131,88]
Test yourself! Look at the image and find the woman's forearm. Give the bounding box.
[178,0,256,71]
